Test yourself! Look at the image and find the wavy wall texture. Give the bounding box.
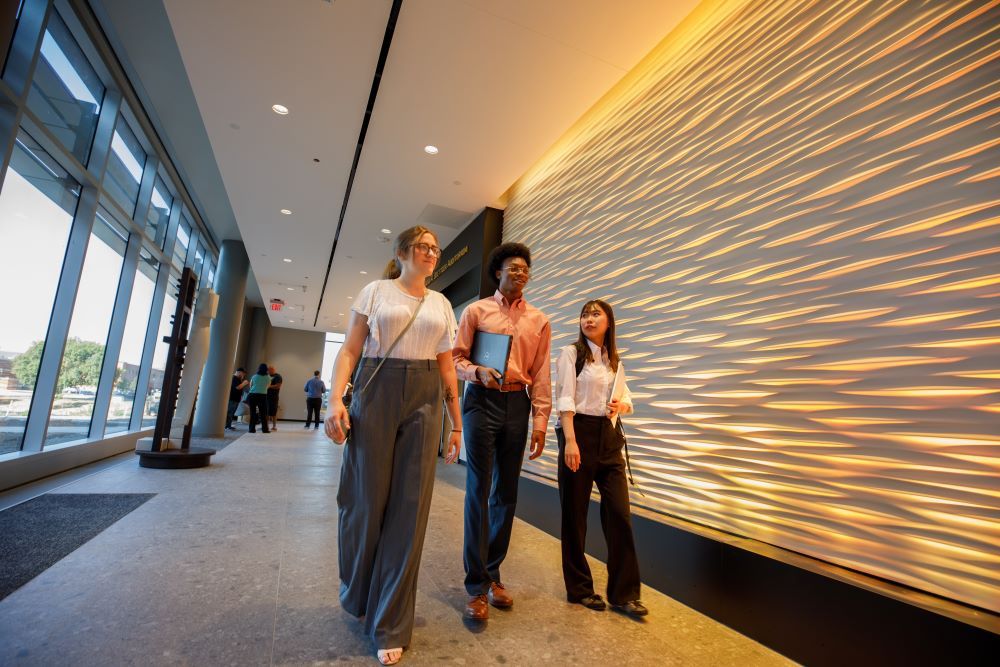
[504,0,1000,613]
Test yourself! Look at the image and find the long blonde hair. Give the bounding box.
[382,225,438,279]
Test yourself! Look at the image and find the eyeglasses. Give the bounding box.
[410,242,442,258]
[504,265,530,276]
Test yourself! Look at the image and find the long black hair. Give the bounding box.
[572,299,619,371]
[256,363,268,375]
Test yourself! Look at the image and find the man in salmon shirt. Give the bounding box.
[453,242,552,622]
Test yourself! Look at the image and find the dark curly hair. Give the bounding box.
[486,242,532,284]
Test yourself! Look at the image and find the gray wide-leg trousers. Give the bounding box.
[337,358,442,650]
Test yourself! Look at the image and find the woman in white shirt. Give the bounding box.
[325,226,462,665]
[555,299,647,618]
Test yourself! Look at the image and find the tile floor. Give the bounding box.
[0,426,793,666]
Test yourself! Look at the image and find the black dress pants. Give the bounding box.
[305,397,322,426]
[462,383,531,595]
[556,413,640,605]
[248,393,269,432]
[225,399,239,428]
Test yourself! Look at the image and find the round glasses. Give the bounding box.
[410,242,442,258]
[504,265,530,276]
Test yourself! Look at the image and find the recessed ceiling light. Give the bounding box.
[347,296,353,300]
[423,145,439,155]
[282,258,292,263]
[280,209,292,215]
[272,104,289,115]
[381,228,392,234]
[360,270,367,275]
[287,287,294,291]
[339,312,344,316]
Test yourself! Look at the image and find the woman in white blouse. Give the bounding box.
[555,299,647,618]
[325,226,462,665]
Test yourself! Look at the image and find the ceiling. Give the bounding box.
[96,0,702,332]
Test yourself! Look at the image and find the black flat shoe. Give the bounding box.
[611,600,648,617]
[571,594,606,611]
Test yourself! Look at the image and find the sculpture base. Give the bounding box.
[135,440,216,469]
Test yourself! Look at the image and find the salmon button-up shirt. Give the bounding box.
[453,290,552,433]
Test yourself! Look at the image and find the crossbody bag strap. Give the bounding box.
[357,293,425,396]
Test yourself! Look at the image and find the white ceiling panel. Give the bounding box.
[152,0,702,331]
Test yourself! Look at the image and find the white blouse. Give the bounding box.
[555,340,633,424]
[352,280,458,360]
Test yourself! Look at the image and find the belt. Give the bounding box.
[475,381,527,393]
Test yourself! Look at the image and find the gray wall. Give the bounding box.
[504,0,1000,613]
[244,307,270,373]
[264,327,325,421]
[233,302,253,371]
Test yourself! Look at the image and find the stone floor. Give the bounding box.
[0,425,794,666]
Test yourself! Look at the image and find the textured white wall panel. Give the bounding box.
[504,0,1000,612]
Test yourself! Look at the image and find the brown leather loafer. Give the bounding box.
[488,581,513,608]
[464,594,489,620]
[611,600,649,617]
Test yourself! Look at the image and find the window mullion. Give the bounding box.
[87,87,121,182]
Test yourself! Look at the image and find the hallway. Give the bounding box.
[0,427,790,666]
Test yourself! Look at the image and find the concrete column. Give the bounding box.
[192,240,249,436]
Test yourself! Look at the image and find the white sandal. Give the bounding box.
[377,648,403,665]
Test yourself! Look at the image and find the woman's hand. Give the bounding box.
[444,430,462,464]
[564,439,581,472]
[607,398,622,421]
[324,398,350,444]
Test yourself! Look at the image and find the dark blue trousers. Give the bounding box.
[462,383,531,596]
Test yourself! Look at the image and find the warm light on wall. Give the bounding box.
[505,0,1000,613]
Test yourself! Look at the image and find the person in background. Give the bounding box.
[324,225,462,666]
[555,299,646,618]
[247,363,271,434]
[452,242,552,622]
[225,368,248,430]
[267,364,283,431]
[304,370,325,429]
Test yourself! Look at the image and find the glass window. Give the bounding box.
[142,271,180,427]
[106,249,157,435]
[26,8,104,165]
[0,131,81,454]
[45,209,127,447]
[206,260,216,288]
[172,214,191,270]
[146,176,172,248]
[192,243,205,285]
[103,115,145,216]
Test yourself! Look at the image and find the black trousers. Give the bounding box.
[225,399,239,428]
[305,397,322,426]
[462,383,531,595]
[556,414,640,605]
[247,393,269,432]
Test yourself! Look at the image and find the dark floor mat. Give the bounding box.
[0,493,155,600]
